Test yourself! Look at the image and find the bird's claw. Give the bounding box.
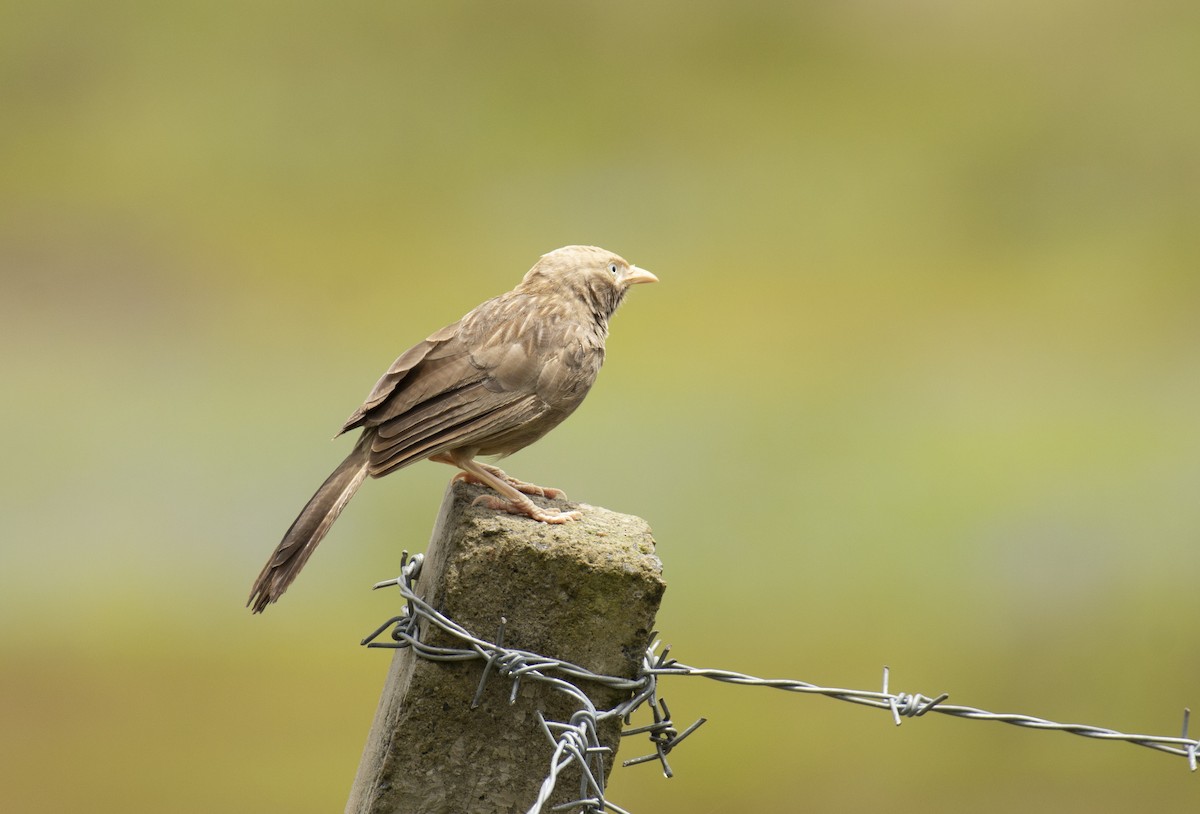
[513,481,568,500]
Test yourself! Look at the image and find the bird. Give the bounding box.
[248,245,657,613]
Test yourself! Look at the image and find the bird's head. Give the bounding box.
[520,245,657,320]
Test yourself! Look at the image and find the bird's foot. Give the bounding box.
[471,494,583,524]
[453,464,568,500]
[504,475,568,500]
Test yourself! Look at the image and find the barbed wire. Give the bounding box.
[363,551,1198,814]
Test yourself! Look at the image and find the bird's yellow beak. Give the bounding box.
[624,265,658,286]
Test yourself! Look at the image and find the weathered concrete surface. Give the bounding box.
[346,480,665,814]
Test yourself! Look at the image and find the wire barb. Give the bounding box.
[471,617,508,709]
[1182,708,1197,772]
[618,697,707,778]
[882,666,949,725]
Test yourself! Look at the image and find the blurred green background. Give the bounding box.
[3,1,1199,811]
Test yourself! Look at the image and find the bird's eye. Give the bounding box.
[608,263,619,275]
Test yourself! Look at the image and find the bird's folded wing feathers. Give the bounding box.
[368,387,546,476]
[341,321,463,432]
[339,300,559,476]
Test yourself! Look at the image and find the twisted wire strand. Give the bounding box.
[650,663,1199,760]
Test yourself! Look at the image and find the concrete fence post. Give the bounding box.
[346,480,666,814]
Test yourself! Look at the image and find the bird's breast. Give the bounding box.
[535,339,603,410]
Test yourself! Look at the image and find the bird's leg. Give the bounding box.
[431,453,582,524]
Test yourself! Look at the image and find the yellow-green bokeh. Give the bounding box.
[2,2,1199,811]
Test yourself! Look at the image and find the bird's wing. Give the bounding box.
[342,295,559,476]
[341,320,464,433]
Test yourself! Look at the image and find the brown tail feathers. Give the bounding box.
[248,435,370,613]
